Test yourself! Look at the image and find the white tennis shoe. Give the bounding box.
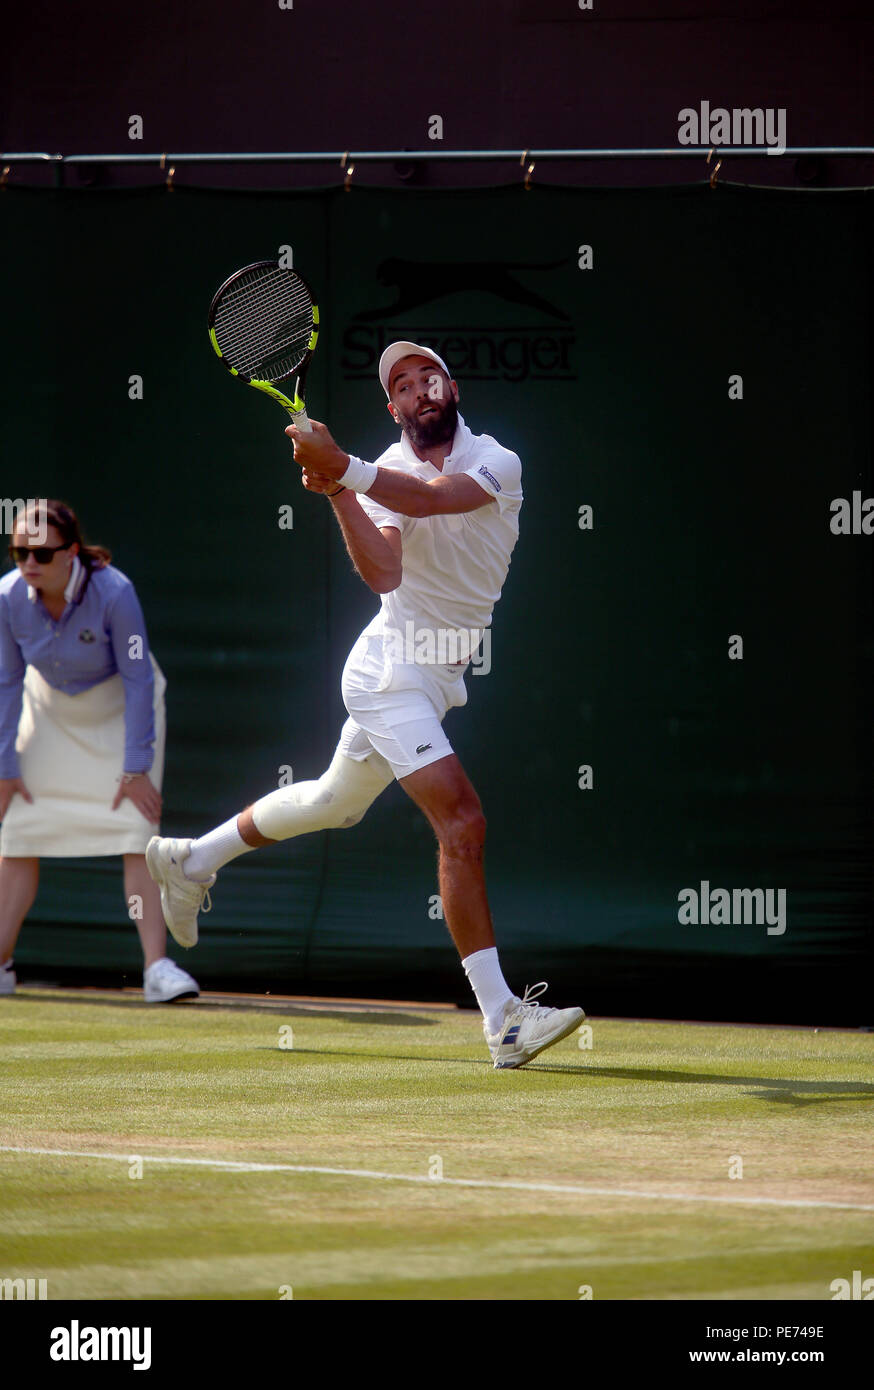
[143,956,200,1003]
[485,982,585,1070]
[145,836,214,949]
[0,959,16,997]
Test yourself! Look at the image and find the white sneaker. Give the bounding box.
[143,956,200,1003]
[485,982,585,1070]
[145,836,214,948]
[0,960,16,996]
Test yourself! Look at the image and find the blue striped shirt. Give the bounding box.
[0,561,156,780]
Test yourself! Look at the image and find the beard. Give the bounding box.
[398,393,459,450]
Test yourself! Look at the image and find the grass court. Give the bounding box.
[1,990,872,1300]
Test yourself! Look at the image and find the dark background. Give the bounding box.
[3,0,873,190]
[1,2,872,1024]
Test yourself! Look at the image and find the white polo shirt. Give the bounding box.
[357,413,523,656]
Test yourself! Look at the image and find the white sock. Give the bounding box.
[462,947,515,1035]
[183,816,253,881]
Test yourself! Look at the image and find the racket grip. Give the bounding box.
[291,407,312,433]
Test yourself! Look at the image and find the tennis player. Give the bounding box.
[0,500,199,1003]
[147,344,584,1067]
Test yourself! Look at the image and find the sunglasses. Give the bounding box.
[9,542,72,565]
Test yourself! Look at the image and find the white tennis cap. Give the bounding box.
[378,341,451,397]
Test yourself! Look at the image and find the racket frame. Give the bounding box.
[207,259,319,430]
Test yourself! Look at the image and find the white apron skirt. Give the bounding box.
[0,654,166,858]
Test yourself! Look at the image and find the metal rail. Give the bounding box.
[3,147,873,164]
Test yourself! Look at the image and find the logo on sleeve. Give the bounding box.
[477,464,501,492]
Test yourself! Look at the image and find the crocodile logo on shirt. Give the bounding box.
[78,629,96,643]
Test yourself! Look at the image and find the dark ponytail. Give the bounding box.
[25,499,111,575]
[18,500,111,601]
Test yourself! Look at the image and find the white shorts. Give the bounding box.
[340,620,469,780]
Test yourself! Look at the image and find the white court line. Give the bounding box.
[2,1144,872,1212]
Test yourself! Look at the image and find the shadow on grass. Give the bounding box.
[8,993,438,1027]
[275,1049,874,1103]
[535,1063,874,1103]
[265,1046,493,1065]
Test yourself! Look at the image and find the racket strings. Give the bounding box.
[213,267,313,381]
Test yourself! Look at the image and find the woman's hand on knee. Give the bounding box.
[111,773,162,823]
[0,777,33,817]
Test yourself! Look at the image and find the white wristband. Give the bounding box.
[340,455,379,493]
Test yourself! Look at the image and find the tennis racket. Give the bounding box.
[207,260,319,432]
